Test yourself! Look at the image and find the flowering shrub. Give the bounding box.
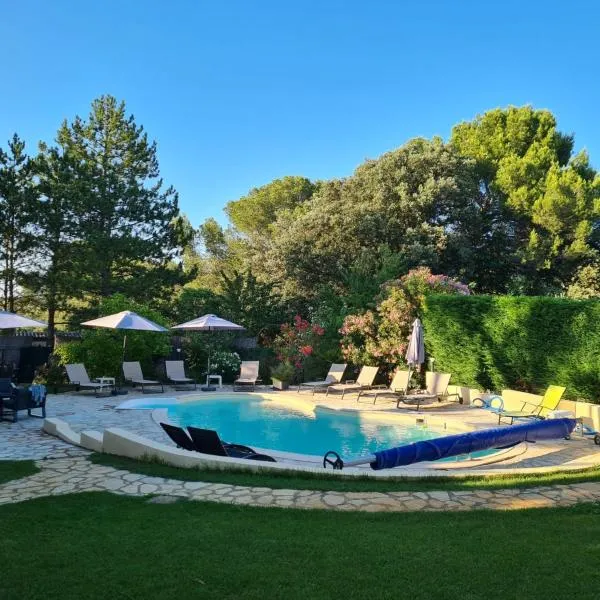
[209,350,242,381]
[272,315,325,371]
[340,268,469,369]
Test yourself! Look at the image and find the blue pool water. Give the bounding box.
[124,395,472,458]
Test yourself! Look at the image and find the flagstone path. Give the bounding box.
[1,454,600,512]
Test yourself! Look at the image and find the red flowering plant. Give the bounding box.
[272,315,325,378]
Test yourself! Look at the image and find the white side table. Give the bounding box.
[207,374,223,389]
[95,377,115,390]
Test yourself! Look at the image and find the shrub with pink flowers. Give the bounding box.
[272,315,325,374]
[340,268,470,368]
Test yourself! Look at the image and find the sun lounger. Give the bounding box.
[66,363,114,396]
[497,385,566,425]
[122,361,164,393]
[325,366,379,398]
[165,360,196,390]
[233,361,260,391]
[160,422,197,452]
[297,363,347,394]
[356,369,412,404]
[187,426,276,462]
[425,371,459,401]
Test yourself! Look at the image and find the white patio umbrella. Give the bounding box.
[81,310,168,362]
[405,318,425,368]
[0,311,47,369]
[171,314,245,391]
[0,310,46,329]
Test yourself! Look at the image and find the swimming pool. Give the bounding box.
[119,394,482,459]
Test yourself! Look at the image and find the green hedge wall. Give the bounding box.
[422,295,600,402]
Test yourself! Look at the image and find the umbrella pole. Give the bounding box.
[201,330,216,391]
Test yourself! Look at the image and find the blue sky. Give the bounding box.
[1,0,598,227]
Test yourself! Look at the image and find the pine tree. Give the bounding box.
[0,135,37,311]
[56,95,185,302]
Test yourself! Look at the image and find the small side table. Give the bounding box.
[95,377,116,393]
[207,375,223,389]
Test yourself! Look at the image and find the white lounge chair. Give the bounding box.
[122,361,164,393]
[65,363,114,396]
[233,361,260,391]
[297,363,347,394]
[357,369,411,404]
[325,366,379,399]
[426,371,460,403]
[165,360,196,390]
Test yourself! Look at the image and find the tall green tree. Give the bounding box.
[225,176,316,237]
[32,143,86,341]
[56,95,185,302]
[260,138,495,296]
[451,106,600,293]
[0,135,37,311]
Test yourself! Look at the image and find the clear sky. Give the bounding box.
[1,0,598,227]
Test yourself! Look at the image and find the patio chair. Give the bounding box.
[356,369,412,405]
[297,363,347,394]
[187,426,276,462]
[0,382,47,423]
[233,361,260,391]
[165,360,196,390]
[497,385,566,425]
[325,366,379,399]
[159,422,197,452]
[65,363,114,396]
[122,361,164,393]
[426,371,461,403]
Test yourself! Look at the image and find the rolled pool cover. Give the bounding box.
[369,418,576,471]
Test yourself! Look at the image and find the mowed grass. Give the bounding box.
[91,453,600,492]
[0,492,599,600]
[0,460,38,484]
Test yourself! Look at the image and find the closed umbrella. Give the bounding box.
[81,310,168,363]
[171,314,245,391]
[405,318,425,367]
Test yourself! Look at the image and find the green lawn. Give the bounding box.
[91,452,600,492]
[0,460,39,484]
[0,492,599,600]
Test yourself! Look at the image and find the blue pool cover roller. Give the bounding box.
[369,418,576,470]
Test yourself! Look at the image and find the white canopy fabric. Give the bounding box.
[0,310,47,329]
[82,310,167,332]
[405,318,425,366]
[171,314,245,332]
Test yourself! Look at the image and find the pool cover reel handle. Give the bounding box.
[323,451,344,470]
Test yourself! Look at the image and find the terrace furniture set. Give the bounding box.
[0,378,47,422]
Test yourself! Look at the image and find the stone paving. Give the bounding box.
[1,390,600,512]
[0,454,600,512]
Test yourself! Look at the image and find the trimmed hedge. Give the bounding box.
[422,295,600,402]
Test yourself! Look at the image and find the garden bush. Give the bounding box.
[422,295,600,402]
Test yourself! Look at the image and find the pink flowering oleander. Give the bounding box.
[339,266,470,366]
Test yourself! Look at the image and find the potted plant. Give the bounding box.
[271,362,295,390]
